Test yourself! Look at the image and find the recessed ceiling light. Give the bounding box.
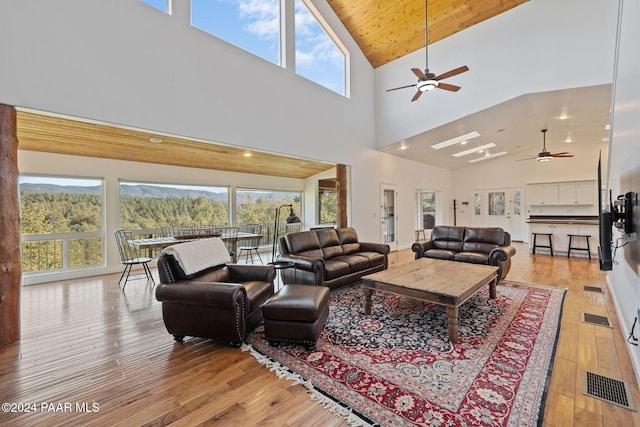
[605,124,610,130]
[431,131,481,150]
[244,151,252,157]
[469,151,508,163]
[558,114,568,120]
[460,140,468,145]
[452,143,496,157]
[149,137,163,143]
[399,142,408,150]
[565,137,572,143]
[602,137,609,142]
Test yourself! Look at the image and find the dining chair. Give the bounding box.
[237,224,264,264]
[114,229,155,289]
[208,226,237,262]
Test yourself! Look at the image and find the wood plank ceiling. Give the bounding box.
[328,0,528,68]
[16,110,335,180]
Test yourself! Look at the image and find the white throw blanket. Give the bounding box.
[161,238,230,275]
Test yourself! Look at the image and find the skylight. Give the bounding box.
[431,131,481,150]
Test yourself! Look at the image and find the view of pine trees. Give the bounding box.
[19,180,307,273]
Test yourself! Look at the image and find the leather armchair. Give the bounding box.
[156,253,276,346]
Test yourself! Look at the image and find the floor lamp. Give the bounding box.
[270,204,301,263]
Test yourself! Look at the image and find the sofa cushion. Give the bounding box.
[425,249,457,260]
[323,259,351,280]
[315,229,343,259]
[337,227,361,254]
[464,227,505,245]
[430,226,465,252]
[453,251,490,265]
[333,254,370,272]
[357,251,385,266]
[462,227,504,253]
[285,231,321,254]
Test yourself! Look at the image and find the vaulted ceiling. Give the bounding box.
[21,0,607,175]
[327,0,528,68]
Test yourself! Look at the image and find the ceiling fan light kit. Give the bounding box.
[518,129,575,162]
[417,79,438,92]
[386,0,469,101]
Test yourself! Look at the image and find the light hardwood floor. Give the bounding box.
[1,243,639,426]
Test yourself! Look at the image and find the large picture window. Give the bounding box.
[119,181,229,228]
[19,175,104,273]
[318,178,337,225]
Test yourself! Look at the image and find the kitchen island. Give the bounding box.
[527,215,598,258]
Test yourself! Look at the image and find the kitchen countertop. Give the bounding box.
[526,216,598,225]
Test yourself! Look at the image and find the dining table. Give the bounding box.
[130,232,262,262]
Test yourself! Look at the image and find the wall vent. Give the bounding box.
[583,285,603,293]
[583,371,636,411]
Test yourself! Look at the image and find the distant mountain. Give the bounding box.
[20,183,227,201]
[119,185,227,201]
[19,184,102,195]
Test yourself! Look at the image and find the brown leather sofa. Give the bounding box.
[411,225,516,281]
[155,253,276,346]
[277,227,390,289]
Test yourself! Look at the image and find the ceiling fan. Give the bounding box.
[519,129,574,162]
[386,0,469,102]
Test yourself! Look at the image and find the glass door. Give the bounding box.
[380,184,397,251]
[484,188,525,241]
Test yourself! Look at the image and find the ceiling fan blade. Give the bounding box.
[412,68,426,79]
[437,82,461,92]
[386,84,416,92]
[551,153,574,158]
[434,65,469,81]
[411,91,423,102]
[550,152,571,156]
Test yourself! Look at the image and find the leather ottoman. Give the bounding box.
[262,284,330,350]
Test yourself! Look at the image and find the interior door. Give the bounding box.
[484,188,525,241]
[380,184,398,251]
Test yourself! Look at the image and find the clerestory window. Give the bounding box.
[294,0,346,95]
[191,0,281,65]
[140,0,170,13]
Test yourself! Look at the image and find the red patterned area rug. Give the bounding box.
[244,280,566,426]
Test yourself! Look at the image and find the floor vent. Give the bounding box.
[583,312,612,328]
[583,285,604,293]
[583,371,636,411]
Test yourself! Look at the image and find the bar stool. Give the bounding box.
[415,229,427,241]
[567,234,591,259]
[532,232,554,256]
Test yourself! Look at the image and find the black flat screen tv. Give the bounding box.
[597,153,613,271]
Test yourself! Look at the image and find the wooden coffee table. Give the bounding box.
[362,258,499,343]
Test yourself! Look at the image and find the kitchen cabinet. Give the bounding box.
[557,181,596,205]
[527,183,559,205]
[528,180,596,206]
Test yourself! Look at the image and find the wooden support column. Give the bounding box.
[0,104,21,345]
[336,164,348,228]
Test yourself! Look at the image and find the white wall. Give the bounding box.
[0,0,452,249]
[452,142,609,227]
[605,0,640,384]
[374,0,618,148]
